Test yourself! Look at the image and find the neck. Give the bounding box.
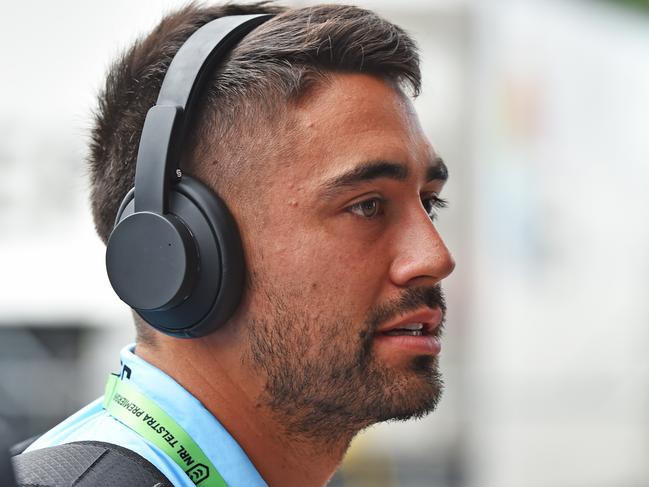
[136,332,350,487]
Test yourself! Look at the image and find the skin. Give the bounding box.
[137,73,455,486]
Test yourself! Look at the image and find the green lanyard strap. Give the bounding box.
[103,374,227,487]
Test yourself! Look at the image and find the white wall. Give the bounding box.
[469,2,649,486]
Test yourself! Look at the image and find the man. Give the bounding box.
[19,3,454,486]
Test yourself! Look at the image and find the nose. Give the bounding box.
[388,210,455,288]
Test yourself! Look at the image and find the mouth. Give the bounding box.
[382,322,431,337]
[376,308,442,336]
[373,308,443,356]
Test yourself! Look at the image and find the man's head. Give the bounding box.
[89,3,454,440]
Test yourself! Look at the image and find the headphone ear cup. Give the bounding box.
[106,211,200,311]
[108,175,245,337]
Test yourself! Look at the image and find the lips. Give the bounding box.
[376,308,443,337]
[373,308,444,355]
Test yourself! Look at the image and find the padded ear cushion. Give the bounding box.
[111,175,245,337]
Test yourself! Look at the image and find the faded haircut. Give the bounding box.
[87,2,421,344]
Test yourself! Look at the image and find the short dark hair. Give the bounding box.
[87,2,421,343]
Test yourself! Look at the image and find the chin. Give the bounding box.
[368,355,444,424]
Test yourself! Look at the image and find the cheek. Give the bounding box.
[263,231,388,319]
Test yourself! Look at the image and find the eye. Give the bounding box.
[347,197,385,219]
[421,194,448,221]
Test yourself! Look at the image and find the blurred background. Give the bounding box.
[1,0,648,486]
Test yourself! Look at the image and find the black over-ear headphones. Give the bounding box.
[105,14,274,338]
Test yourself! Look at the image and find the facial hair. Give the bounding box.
[244,285,447,444]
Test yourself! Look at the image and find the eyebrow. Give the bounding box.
[319,157,448,199]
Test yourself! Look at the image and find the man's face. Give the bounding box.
[234,73,455,439]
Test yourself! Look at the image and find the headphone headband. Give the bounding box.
[158,14,273,110]
[134,14,273,215]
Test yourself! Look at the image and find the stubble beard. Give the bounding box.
[244,285,447,447]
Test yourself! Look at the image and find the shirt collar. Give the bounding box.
[118,343,267,486]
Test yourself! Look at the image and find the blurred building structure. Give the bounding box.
[1,1,648,486]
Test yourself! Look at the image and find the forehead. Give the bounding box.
[284,73,436,184]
